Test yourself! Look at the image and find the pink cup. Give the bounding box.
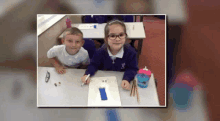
[138,67,151,78]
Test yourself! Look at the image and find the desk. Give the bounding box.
[37,67,159,107]
[58,22,146,61]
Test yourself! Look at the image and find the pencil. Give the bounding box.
[133,81,135,97]
[133,84,135,97]
[136,87,140,103]
[130,81,134,96]
[135,80,140,103]
[81,74,90,86]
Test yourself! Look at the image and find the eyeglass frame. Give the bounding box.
[45,71,50,83]
[107,33,127,40]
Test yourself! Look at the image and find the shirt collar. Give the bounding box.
[107,46,124,58]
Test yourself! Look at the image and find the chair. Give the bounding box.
[93,15,107,24]
[82,15,94,23]
[123,15,134,22]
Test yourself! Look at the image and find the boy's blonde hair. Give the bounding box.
[63,27,83,40]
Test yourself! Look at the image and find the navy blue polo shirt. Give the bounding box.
[85,44,139,82]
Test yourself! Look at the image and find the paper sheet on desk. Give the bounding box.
[88,76,121,107]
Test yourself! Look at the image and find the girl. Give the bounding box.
[81,20,139,90]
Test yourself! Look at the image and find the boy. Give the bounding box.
[47,27,90,74]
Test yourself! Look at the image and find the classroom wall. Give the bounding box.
[68,15,82,23]
[38,16,67,67]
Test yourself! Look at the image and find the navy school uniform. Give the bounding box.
[84,44,139,83]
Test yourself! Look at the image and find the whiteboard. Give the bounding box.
[88,76,121,107]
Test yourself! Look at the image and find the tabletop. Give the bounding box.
[37,67,159,107]
[58,22,146,39]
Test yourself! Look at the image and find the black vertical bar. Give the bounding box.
[140,15,143,22]
[137,39,143,62]
[137,39,143,55]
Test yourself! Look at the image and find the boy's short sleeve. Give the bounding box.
[47,46,59,58]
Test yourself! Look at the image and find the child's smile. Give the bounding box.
[114,43,122,45]
[64,34,84,55]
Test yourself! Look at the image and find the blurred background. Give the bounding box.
[1,0,219,120]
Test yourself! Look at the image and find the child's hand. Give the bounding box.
[81,75,91,84]
[55,66,66,74]
[121,80,130,90]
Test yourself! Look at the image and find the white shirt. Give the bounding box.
[47,45,90,68]
[107,47,124,61]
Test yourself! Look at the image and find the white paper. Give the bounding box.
[88,76,121,107]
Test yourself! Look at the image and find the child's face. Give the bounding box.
[107,24,126,51]
[64,33,84,55]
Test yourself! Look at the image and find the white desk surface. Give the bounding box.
[58,22,146,39]
[37,67,159,107]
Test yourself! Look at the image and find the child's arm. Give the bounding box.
[122,52,139,83]
[81,50,103,84]
[47,46,66,74]
[49,57,66,74]
[121,80,131,90]
[121,52,138,90]
[84,50,103,76]
[49,57,61,67]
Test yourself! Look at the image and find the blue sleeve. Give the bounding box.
[123,51,139,83]
[84,49,103,76]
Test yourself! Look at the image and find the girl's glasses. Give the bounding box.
[108,33,127,40]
